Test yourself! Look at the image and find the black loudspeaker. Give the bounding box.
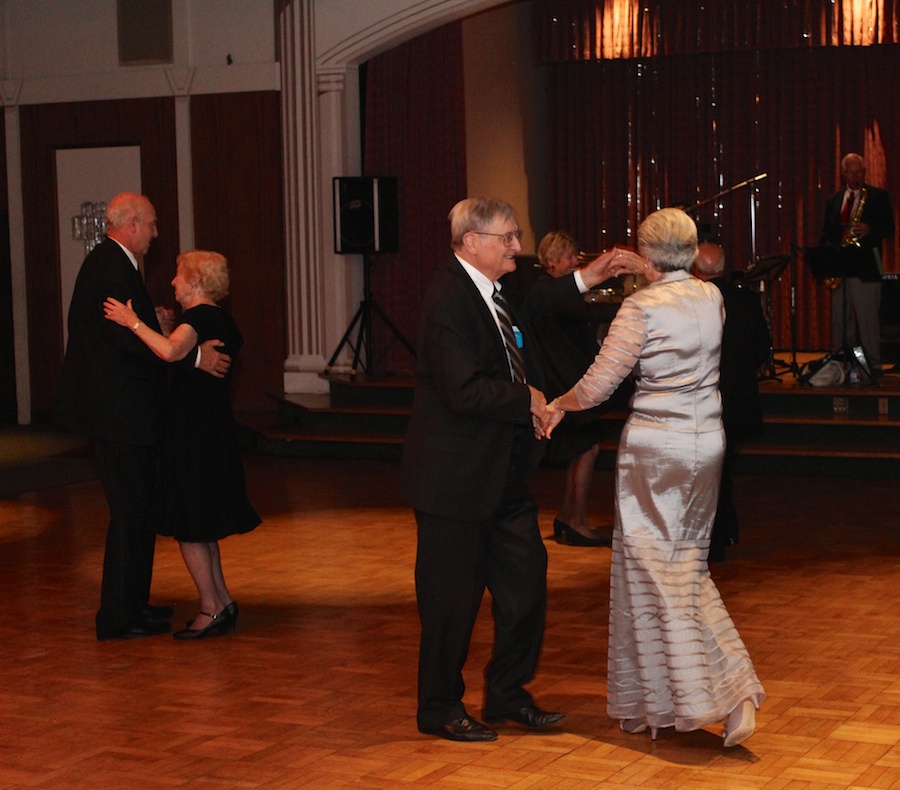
[333,176,399,254]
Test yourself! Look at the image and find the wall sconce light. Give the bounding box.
[72,201,107,254]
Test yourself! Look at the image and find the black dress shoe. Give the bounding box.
[98,618,172,641]
[426,717,498,742]
[485,705,566,730]
[553,518,611,547]
[140,604,175,619]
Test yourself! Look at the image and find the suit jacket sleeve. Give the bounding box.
[861,185,895,248]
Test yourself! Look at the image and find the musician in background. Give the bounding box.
[820,152,895,379]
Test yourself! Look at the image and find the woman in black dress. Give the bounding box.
[104,250,260,639]
[531,231,623,546]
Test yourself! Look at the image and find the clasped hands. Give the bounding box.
[528,246,646,439]
[528,387,566,440]
[580,246,647,286]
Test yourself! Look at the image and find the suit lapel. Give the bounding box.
[446,256,507,357]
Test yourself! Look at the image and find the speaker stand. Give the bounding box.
[324,255,416,381]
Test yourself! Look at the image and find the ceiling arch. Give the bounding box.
[315,0,508,69]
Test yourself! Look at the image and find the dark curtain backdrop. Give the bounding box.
[20,98,179,416]
[362,21,467,375]
[190,91,286,414]
[18,93,284,418]
[534,0,900,59]
[542,44,900,352]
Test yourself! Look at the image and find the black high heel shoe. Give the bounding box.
[553,518,611,547]
[224,601,239,632]
[173,609,230,640]
[186,600,238,630]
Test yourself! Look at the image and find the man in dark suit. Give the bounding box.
[399,197,638,741]
[693,238,770,561]
[56,192,230,641]
[820,152,895,379]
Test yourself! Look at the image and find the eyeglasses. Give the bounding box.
[471,230,523,246]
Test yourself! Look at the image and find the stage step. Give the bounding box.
[241,371,900,476]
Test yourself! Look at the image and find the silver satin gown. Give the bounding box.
[571,270,765,732]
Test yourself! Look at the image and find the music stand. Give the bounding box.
[743,254,790,380]
[805,245,882,386]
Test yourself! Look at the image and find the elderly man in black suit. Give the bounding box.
[820,152,895,379]
[400,197,640,742]
[56,192,230,641]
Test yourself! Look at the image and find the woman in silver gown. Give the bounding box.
[543,208,764,747]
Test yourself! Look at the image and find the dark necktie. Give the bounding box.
[492,289,526,384]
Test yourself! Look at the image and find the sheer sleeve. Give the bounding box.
[571,298,646,410]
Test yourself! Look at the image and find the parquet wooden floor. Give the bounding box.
[2,455,900,789]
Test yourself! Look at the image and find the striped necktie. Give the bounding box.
[492,289,526,384]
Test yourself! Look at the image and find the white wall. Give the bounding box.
[184,0,276,66]
[0,0,279,102]
[2,0,275,77]
[55,147,142,346]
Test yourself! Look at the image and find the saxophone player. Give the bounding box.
[820,152,895,379]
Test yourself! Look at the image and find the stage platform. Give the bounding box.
[250,353,900,478]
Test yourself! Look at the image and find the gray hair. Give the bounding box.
[448,197,517,250]
[105,192,152,231]
[637,208,698,272]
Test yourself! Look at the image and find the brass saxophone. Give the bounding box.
[841,185,867,248]
[827,186,868,288]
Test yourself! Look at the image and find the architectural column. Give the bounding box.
[280,0,329,393]
[280,0,494,393]
[165,68,196,254]
[316,69,362,376]
[2,81,29,424]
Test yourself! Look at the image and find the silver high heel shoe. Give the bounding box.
[620,719,658,740]
[723,700,756,747]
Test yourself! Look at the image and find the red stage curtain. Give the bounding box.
[361,21,467,375]
[544,44,900,351]
[535,0,900,61]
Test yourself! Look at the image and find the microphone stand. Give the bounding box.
[782,243,803,377]
[684,173,768,213]
[684,172,768,261]
[686,174,794,377]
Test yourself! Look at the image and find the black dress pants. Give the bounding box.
[91,438,157,639]
[414,437,547,731]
